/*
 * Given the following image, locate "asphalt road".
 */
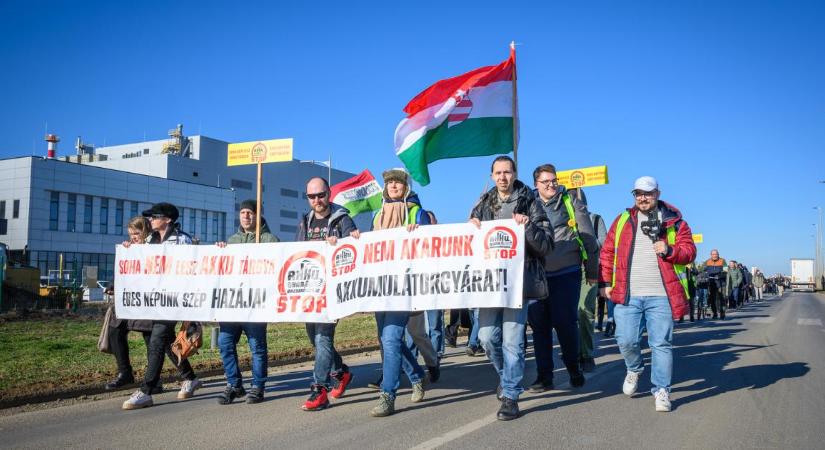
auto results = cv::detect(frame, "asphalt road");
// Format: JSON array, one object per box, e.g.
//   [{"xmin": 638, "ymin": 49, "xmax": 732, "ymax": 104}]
[{"xmin": 1, "ymin": 292, "xmax": 823, "ymax": 449}]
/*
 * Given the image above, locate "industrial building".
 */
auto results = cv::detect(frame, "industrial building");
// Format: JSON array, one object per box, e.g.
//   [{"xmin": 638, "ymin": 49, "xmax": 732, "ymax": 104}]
[{"xmin": 0, "ymin": 125, "xmax": 367, "ymax": 283}]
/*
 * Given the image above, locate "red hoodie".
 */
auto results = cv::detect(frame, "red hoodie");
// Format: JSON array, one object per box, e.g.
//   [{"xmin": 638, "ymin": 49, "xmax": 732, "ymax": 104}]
[{"xmin": 598, "ymin": 200, "xmax": 696, "ymax": 319}]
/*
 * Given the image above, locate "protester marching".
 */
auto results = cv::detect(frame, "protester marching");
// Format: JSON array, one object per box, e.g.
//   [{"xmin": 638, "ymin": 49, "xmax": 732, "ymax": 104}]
[{"xmin": 100, "ymin": 44, "xmax": 784, "ymax": 423}]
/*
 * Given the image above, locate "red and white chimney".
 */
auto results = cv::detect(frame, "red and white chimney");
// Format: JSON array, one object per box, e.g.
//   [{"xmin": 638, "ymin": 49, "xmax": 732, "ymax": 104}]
[{"xmin": 45, "ymin": 134, "xmax": 59, "ymax": 159}]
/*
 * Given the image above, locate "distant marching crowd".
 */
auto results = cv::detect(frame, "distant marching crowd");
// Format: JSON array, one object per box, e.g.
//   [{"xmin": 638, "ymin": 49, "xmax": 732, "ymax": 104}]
[{"xmin": 103, "ymin": 155, "xmax": 778, "ymax": 420}]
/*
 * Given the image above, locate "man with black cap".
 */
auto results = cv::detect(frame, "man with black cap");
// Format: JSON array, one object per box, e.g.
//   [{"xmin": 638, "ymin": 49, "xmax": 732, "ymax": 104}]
[
  {"xmin": 122, "ymin": 202, "xmax": 201, "ymax": 409},
  {"xmin": 297, "ymin": 177, "xmax": 359, "ymax": 411},
  {"xmin": 213, "ymin": 200, "xmax": 279, "ymax": 405}
]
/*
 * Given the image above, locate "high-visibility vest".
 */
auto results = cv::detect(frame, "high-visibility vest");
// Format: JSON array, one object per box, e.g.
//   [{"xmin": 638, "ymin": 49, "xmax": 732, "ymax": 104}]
[
  {"xmin": 561, "ymin": 193, "xmax": 588, "ymax": 262},
  {"xmin": 373, "ymin": 204, "xmax": 421, "ymax": 228},
  {"xmin": 611, "ymin": 211, "xmax": 690, "ymax": 298}
]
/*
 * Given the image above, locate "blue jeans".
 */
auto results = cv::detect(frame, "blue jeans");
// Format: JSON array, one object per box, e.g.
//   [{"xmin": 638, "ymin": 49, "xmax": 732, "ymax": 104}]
[
  {"xmin": 468, "ymin": 308, "xmax": 480, "ymax": 347},
  {"xmin": 218, "ymin": 322, "xmax": 268, "ymax": 389},
  {"xmin": 306, "ymin": 322, "xmax": 344, "ymax": 388},
  {"xmin": 477, "ymin": 303, "xmax": 528, "ymax": 401},
  {"xmin": 376, "ymin": 311, "xmax": 425, "ymax": 397},
  {"xmin": 426, "ymin": 310, "xmax": 444, "ymax": 355},
  {"xmin": 696, "ymin": 288, "xmax": 708, "ymax": 312},
  {"xmin": 614, "ymin": 296, "xmax": 673, "ymax": 394},
  {"xmin": 528, "ymin": 269, "xmax": 582, "ymax": 380}
]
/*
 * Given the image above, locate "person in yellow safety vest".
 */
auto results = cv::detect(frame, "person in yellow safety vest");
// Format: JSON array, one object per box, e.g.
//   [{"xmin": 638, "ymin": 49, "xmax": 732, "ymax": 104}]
[
  {"xmin": 369, "ymin": 168, "xmax": 433, "ymax": 418},
  {"xmin": 528, "ymin": 164, "xmax": 601, "ymax": 393},
  {"xmin": 598, "ymin": 176, "xmax": 696, "ymax": 413}
]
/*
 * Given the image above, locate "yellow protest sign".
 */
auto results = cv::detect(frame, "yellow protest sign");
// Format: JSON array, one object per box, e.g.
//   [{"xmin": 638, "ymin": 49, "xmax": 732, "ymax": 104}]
[
  {"xmin": 557, "ymin": 165, "xmax": 609, "ymax": 189},
  {"xmin": 227, "ymin": 138, "xmax": 293, "ymax": 166},
  {"xmin": 692, "ymin": 234, "xmax": 703, "ymax": 243}
]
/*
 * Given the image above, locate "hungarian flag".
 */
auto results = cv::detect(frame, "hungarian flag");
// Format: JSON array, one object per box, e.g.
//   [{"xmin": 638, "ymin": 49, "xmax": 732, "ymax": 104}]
[
  {"xmin": 394, "ymin": 45, "xmax": 518, "ymax": 186},
  {"xmin": 330, "ymin": 169, "xmax": 383, "ymax": 217}
]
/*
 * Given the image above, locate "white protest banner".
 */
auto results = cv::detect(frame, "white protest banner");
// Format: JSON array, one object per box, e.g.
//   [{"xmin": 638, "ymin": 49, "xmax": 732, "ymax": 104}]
[
  {"xmin": 326, "ymin": 219, "xmax": 524, "ymax": 320},
  {"xmin": 114, "ymin": 241, "xmax": 333, "ymax": 323}
]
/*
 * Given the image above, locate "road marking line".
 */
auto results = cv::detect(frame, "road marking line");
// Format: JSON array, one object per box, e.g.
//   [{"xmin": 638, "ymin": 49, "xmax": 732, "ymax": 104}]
[
  {"xmin": 750, "ymin": 317, "xmax": 775, "ymax": 324},
  {"xmin": 797, "ymin": 318, "xmax": 823, "ymax": 326}
]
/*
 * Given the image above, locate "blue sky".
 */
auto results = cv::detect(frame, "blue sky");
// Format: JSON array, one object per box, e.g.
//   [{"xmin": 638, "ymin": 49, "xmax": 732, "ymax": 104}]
[{"xmin": 1, "ymin": 0, "xmax": 823, "ymax": 276}]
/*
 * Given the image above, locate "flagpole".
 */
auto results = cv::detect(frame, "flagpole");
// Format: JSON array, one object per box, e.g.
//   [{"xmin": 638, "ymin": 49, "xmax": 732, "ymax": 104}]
[{"xmin": 510, "ymin": 41, "xmax": 519, "ymax": 168}]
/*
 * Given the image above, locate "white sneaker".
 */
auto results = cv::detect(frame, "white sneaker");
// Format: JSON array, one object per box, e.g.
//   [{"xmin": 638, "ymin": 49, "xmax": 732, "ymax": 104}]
[
  {"xmin": 178, "ymin": 378, "xmax": 202, "ymax": 399},
  {"xmin": 122, "ymin": 390, "xmax": 153, "ymax": 410},
  {"xmin": 622, "ymin": 371, "xmax": 641, "ymax": 396},
  {"xmin": 654, "ymin": 388, "xmax": 671, "ymax": 412}
]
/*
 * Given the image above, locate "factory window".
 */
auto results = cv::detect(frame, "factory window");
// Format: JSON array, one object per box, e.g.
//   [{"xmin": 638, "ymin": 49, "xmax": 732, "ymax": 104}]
[
  {"xmin": 200, "ymin": 211, "xmax": 207, "ymax": 241},
  {"xmin": 0, "ymin": 200, "xmax": 5, "ymax": 218},
  {"xmin": 231, "ymin": 179, "xmax": 253, "ymax": 190},
  {"xmin": 280, "ymin": 209, "xmax": 298, "ymax": 219},
  {"xmin": 280, "ymin": 224, "xmax": 297, "ymax": 233},
  {"xmin": 143, "ymin": 148, "xmax": 149, "ymax": 154},
  {"xmin": 13, "ymin": 200, "xmax": 20, "ymax": 218},
  {"xmin": 193, "ymin": 172, "xmax": 198, "ymax": 177},
  {"xmin": 212, "ymin": 213, "xmax": 218, "ymax": 242},
  {"xmin": 115, "ymin": 200, "xmax": 124, "ymax": 235},
  {"xmin": 84, "ymin": 196, "xmax": 92, "ymax": 233},
  {"xmin": 189, "ymin": 209, "xmax": 196, "ymax": 234},
  {"xmin": 234, "ymin": 202, "xmax": 240, "ymax": 212},
  {"xmin": 67, "ymin": 194, "xmax": 76, "ymax": 232},
  {"xmin": 280, "ymin": 188, "xmax": 299, "ymax": 198},
  {"xmin": 220, "ymin": 213, "xmax": 226, "ymax": 241},
  {"xmin": 100, "ymin": 198, "xmax": 109, "ymax": 234},
  {"xmin": 130, "ymin": 201, "xmax": 138, "ymax": 219},
  {"xmin": 49, "ymin": 192, "xmax": 59, "ymax": 231}
]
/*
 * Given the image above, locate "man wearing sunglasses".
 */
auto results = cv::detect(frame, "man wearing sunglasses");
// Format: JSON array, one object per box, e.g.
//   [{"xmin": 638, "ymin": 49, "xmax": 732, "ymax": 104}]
[
  {"xmin": 296, "ymin": 177, "xmax": 360, "ymax": 411},
  {"xmin": 598, "ymin": 176, "xmax": 696, "ymax": 413}
]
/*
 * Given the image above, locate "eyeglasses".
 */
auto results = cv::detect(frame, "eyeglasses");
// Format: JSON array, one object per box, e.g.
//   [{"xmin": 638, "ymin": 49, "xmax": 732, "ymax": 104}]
[
  {"xmin": 536, "ymin": 179, "xmax": 559, "ymax": 186},
  {"xmin": 306, "ymin": 192, "xmax": 327, "ymax": 200},
  {"xmin": 632, "ymin": 191, "xmax": 658, "ymax": 199}
]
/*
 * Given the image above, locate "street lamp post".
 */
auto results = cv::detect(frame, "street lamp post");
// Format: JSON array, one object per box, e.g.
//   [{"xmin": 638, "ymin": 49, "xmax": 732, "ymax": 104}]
[
  {"xmin": 815, "ymin": 206, "xmax": 823, "ymax": 290},
  {"xmin": 299, "ymin": 154, "xmax": 333, "ymax": 184}
]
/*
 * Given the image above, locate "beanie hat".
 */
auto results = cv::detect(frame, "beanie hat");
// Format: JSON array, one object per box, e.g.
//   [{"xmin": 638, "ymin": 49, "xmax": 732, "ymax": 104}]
[{"xmin": 239, "ymin": 199, "xmax": 257, "ymax": 214}]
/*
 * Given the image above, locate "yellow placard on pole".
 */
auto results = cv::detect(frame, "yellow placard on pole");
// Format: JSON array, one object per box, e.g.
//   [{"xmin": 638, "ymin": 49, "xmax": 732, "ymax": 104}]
[
  {"xmin": 227, "ymin": 138, "xmax": 293, "ymax": 166},
  {"xmin": 557, "ymin": 165, "xmax": 609, "ymax": 189},
  {"xmin": 692, "ymin": 234, "xmax": 703, "ymax": 243}
]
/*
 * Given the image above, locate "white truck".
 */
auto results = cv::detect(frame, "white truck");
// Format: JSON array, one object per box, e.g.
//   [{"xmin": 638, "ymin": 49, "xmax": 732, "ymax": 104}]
[{"xmin": 790, "ymin": 259, "xmax": 815, "ymax": 292}]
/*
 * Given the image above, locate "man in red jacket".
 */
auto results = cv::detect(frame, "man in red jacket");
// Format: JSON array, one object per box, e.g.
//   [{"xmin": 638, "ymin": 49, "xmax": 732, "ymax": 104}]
[{"xmin": 598, "ymin": 176, "xmax": 696, "ymax": 412}]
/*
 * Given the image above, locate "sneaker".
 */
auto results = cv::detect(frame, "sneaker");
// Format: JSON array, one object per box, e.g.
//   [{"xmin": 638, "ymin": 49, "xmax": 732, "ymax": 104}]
[
  {"xmin": 370, "ymin": 392, "xmax": 395, "ymax": 417},
  {"xmin": 427, "ymin": 365, "xmax": 440, "ymax": 383},
  {"xmin": 410, "ymin": 381, "xmax": 425, "ymax": 403},
  {"xmin": 654, "ymin": 388, "xmax": 671, "ymax": 412},
  {"xmin": 217, "ymin": 384, "xmax": 246, "ymax": 405},
  {"xmin": 177, "ymin": 378, "xmax": 202, "ymax": 399},
  {"xmin": 122, "ymin": 390, "xmax": 153, "ymax": 410},
  {"xmin": 367, "ymin": 375, "xmax": 382, "ymax": 390},
  {"xmin": 623, "ymin": 371, "xmax": 641, "ymax": 396},
  {"xmin": 497, "ymin": 397, "xmax": 519, "ymax": 421},
  {"xmin": 302, "ymin": 384, "xmax": 329, "ymax": 411},
  {"xmin": 106, "ymin": 372, "xmax": 135, "ymax": 390},
  {"xmin": 246, "ymin": 387, "xmax": 264, "ymax": 404},
  {"xmin": 528, "ymin": 378, "xmax": 553, "ymax": 393},
  {"xmin": 330, "ymin": 371, "xmax": 353, "ymax": 399},
  {"xmin": 580, "ymin": 357, "xmax": 596, "ymax": 373},
  {"xmin": 465, "ymin": 345, "xmax": 478, "ymax": 356}
]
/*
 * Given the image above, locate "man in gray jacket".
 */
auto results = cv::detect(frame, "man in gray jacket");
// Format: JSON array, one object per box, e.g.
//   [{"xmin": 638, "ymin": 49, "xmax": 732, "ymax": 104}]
[{"xmin": 528, "ymin": 164, "xmax": 600, "ymax": 392}]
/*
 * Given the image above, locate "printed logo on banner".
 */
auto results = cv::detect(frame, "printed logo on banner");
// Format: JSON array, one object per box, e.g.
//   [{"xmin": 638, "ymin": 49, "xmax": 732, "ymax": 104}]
[
  {"xmin": 331, "ymin": 244, "xmax": 357, "ymax": 277},
  {"xmin": 277, "ymin": 251, "xmax": 327, "ymax": 314},
  {"xmin": 483, "ymin": 226, "xmax": 518, "ymax": 259}
]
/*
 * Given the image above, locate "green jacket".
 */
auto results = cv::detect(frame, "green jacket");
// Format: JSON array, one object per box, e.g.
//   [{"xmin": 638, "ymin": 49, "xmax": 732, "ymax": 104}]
[
  {"xmin": 725, "ymin": 267, "xmax": 743, "ymax": 295},
  {"xmin": 227, "ymin": 218, "xmax": 279, "ymax": 244}
]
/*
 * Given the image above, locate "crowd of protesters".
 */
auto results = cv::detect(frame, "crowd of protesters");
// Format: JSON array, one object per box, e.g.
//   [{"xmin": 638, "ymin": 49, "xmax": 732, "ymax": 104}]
[{"xmin": 104, "ymin": 155, "xmax": 784, "ymax": 419}]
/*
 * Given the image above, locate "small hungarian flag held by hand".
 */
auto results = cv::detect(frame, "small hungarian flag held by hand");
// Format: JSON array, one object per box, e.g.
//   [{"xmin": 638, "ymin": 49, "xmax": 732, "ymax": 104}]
[
  {"xmin": 394, "ymin": 45, "xmax": 518, "ymax": 186},
  {"xmin": 330, "ymin": 169, "xmax": 383, "ymax": 217}
]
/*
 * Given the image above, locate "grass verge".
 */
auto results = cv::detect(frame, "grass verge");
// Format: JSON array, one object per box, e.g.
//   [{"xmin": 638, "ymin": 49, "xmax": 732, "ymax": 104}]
[{"xmin": 0, "ymin": 312, "xmax": 378, "ymax": 403}]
